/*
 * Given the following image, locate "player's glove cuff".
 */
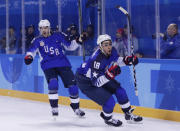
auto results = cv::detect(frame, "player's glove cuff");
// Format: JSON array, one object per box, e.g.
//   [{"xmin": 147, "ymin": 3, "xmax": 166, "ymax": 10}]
[
  {"xmin": 105, "ymin": 64, "xmax": 121, "ymax": 80},
  {"xmin": 123, "ymin": 55, "xmax": 138, "ymax": 66},
  {"xmin": 105, "ymin": 70, "xmax": 115, "ymax": 80},
  {"xmin": 76, "ymin": 32, "xmax": 88, "ymax": 44}
]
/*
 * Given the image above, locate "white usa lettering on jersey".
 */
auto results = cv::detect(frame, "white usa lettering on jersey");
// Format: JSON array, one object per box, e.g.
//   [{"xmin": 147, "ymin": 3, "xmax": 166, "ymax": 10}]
[{"xmin": 44, "ymin": 45, "xmax": 60, "ymax": 55}]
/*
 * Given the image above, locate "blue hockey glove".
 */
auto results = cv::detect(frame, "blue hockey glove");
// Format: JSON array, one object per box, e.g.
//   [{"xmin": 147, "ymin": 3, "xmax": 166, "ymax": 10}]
[{"xmin": 24, "ymin": 55, "xmax": 33, "ymax": 65}]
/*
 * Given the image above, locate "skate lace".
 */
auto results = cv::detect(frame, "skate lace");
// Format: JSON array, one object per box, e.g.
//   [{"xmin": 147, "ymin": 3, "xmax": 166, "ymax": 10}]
[
  {"xmin": 75, "ymin": 109, "xmax": 83, "ymax": 115},
  {"xmin": 109, "ymin": 118, "xmax": 119, "ymax": 124},
  {"xmin": 52, "ymin": 108, "xmax": 58, "ymax": 113},
  {"xmin": 130, "ymin": 113, "xmax": 138, "ymax": 119},
  {"xmin": 128, "ymin": 108, "xmax": 139, "ymax": 119}
]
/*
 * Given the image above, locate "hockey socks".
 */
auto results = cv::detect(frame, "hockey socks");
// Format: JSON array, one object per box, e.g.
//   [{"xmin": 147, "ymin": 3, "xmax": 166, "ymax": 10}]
[
  {"xmin": 100, "ymin": 96, "xmax": 122, "ymax": 126},
  {"xmin": 48, "ymin": 92, "xmax": 59, "ymax": 117},
  {"xmin": 48, "ymin": 79, "xmax": 59, "ymax": 117},
  {"xmin": 69, "ymin": 85, "xmax": 85, "ymax": 117}
]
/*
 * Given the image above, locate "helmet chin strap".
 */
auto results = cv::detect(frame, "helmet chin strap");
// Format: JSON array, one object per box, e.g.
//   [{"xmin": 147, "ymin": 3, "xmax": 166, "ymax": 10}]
[
  {"xmin": 48, "ymin": 29, "xmax": 51, "ymax": 36},
  {"xmin": 99, "ymin": 44, "xmax": 109, "ymax": 56}
]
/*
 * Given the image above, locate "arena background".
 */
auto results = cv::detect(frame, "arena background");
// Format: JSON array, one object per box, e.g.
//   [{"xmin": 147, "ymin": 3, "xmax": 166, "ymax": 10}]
[{"xmin": 0, "ymin": 0, "xmax": 180, "ymax": 122}]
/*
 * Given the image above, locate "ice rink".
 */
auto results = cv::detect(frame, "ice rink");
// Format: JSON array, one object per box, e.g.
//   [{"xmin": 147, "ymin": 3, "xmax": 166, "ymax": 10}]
[{"xmin": 0, "ymin": 96, "xmax": 179, "ymax": 131}]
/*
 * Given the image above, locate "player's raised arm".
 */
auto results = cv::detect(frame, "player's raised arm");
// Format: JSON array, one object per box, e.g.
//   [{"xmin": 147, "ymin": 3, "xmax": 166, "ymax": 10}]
[{"xmin": 62, "ymin": 31, "xmax": 87, "ymax": 51}]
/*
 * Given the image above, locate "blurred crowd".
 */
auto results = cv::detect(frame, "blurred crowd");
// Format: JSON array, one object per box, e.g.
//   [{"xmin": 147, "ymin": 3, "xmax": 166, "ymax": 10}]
[
  {"xmin": 0, "ymin": 23, "xmax": 143, "ymax": 58},
  {"xmin": 113, "ymin": 25, "xmax": 143, "ymax": 58},
  {"xmin": 0, "ymin": 0, "xmax": 143, "ymax": 58},
  {"xmin": 0, "ymin": 25, "xmax": 35, "ymax": 54},
  {"xmin": 0, "ymin": 0, "xmax": 180, "ymax": 59}
]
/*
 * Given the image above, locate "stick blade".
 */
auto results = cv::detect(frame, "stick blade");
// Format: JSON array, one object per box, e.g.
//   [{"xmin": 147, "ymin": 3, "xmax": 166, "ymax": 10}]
[{"xmin": 135, "ymin": 90, "xmax": 138, "ymax": 96}]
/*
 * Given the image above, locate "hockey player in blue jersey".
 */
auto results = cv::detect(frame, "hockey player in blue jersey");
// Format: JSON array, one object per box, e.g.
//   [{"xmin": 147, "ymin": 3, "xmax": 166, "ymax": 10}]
[
  {"xmin": 24, "ymin": 19, "xmax": 85, "ymax": 119},
  {"xmin": 75, "ymin": 34, "xmax": 143, "ymax": 126}
]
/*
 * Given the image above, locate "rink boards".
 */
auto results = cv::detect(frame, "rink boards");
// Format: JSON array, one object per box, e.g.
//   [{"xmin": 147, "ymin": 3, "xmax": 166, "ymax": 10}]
[{"xmin": 0, "ymin": 54, "xmax": 180, "ymax": 122}]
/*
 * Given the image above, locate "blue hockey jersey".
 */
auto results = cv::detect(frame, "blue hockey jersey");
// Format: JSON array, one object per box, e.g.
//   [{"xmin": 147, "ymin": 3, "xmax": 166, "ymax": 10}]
[
  {"xmin": 77, "ymin": 47, "xmax": 125, "ymax": 87},
  {"xmin": 26, "ymin": 32, "xmax": 79, "ymax": 70}
]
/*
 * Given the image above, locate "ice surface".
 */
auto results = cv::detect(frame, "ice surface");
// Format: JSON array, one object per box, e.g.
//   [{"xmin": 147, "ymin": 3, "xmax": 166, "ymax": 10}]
[{"xmin": 0, "ymin": 96, "xmax": 179, "ymax": 131}]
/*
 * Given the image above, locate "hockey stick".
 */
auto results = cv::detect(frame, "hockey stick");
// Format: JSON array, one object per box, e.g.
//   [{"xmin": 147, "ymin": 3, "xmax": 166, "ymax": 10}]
[
  {"xmin": 78, "ymin": 0, "xmax": 86, "ymax": 62},
  {"xmin": 116, "ymin": 5, "xmax": 138, "ymax": 96}
]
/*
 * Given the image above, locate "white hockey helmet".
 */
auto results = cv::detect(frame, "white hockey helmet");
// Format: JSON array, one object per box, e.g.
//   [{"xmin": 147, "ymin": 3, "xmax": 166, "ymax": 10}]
[
  {"xmin": 97, "ymin": 34, "xmax": 112, "ymax": 46},
  {"xmin": 38, "ymin": 19, "xmax": 50, "ymax": 29}
]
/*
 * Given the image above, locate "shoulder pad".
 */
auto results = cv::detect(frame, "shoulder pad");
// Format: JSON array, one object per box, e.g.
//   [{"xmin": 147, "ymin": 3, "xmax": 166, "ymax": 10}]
[
  {"xmin": 31, "ymin": 35, "xmax": 42, "ymax": 43},
  {"xmin": 91, "ymin": 49, "xmax": 104, "ymax": 62}
]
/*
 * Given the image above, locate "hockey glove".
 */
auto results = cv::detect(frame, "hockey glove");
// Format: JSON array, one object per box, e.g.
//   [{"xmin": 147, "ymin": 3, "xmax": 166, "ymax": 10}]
[
  {"xmin": 76, "ymin": 32, "xmax": 88, "ymax": 44},
  {"xmin": 105, "ymin": 64, "xmax": 121, "ymax": 80},
  {"xmin": 24, "ymin": 55, "xmax": 33, "ymax": 65},
  {"xmin": 67, "ymin": 34, "xmax": 75, "ymax": 41},
  {"xmin": 123, "ymin": 55, "xmax": 138, "ymax": 66},
  {"xmin": 162, "ymin": 34, "xmax": 167, "ymax": 41}
]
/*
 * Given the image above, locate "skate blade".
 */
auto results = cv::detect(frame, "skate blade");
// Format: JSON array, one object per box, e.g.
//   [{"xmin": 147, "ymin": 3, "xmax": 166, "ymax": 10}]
[
  {"xmin": 52, "ymin": 116, "xmax": 58, "ymax": 121},
  {"xmin": 127, "ymin": 120, "xmax": 143, "ymax": 124},
  {"xmin": 75, "ymin": 114, "xmax": 86, "ymax": 119},
  {"xmin": 105, "ymin": 122, "xmax": 123, "ymax": 127}
]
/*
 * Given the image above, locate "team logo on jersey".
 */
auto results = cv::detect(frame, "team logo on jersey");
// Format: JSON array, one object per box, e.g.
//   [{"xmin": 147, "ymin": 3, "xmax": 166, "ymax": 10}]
[
  {"xmin": 92, "ymin": 71, "xmax": 98, "ymax": 78},
  {"xmin": 40, "ymin": 41, "xmax": 45, "ymax": 46}
]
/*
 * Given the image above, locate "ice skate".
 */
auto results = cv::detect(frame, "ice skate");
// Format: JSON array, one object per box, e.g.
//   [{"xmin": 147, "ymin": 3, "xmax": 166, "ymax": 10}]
[
  {"xmin": 100, "ymin": 112, "xmax": 122, "ymax": 127},
  {"xmin": 70, "ymin": 103, "xmax": 85, "ymax": 117},
  {"xmin": 51, "ymin": 108, "xmax": 58, "ymax": 121},
  {"xmin": 74, "ymin": 108, "xmax": 85, "ymax": 117},
  {"xmin": 125, "ymin": 108, "xmax": 143, "ymax": 124}
]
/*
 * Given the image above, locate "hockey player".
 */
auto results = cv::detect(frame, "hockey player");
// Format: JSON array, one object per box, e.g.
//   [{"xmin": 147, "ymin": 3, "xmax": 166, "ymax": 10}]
[
  {"xmin": 24, "ymin": 19, "xmax": 85, "ymax": 119},
  {"xmin": 75, "ymin": 34, "xmax": 143, "ymax": 127}
]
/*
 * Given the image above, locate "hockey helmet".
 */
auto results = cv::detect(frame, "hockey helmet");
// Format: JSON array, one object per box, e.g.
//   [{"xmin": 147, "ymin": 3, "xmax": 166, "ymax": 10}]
[
  {"xmin": 38, "ymin": 19, "xmax": 50, "ymax": 29},
  {"xmin": 97, "ymin": 34, "xmax": 112, "ymax": 46},
  {"xmin": 38, "ymin": 19, "xmax": 51, "ymax": 36}
]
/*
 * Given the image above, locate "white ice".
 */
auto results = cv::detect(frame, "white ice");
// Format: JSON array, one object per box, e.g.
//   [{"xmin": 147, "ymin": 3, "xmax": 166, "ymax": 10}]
[{"xmin": 0, "ymin": 96, "xmax": 179, "ymax": 131}]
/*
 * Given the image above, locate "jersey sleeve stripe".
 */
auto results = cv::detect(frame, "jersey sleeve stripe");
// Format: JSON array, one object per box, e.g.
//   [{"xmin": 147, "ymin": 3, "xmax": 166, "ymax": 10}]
[{"xmin": 96, "ymin": 75, "xmax": 109, "ymax": 87}]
